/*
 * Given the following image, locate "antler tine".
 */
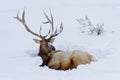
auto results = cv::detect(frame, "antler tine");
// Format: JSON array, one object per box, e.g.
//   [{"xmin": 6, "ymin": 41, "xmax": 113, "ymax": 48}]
[
  {"xmin": 42, "ymin": 11, "xmax": 64, "ymax": 40},
  {"xmin": 48, "ymin": 21, "xmax": 63, "ymax": 39},
  {"xmin": 14, "ymin": 10, "xmax": 44, "ymax": 39},
  {"xmin": 59, "ymin": 22, "xmax": 63, "ymax": 33},
  {"xmin": 50, "ymin": 10, "xmax": 54, "ymax": 32},
  {"xmin": 39, "ymin": 25, "xmax": 42, "ymax": 35},
  {"xmin": 43, "ymin": 11, "xmax": 54, "ymax": 34}
]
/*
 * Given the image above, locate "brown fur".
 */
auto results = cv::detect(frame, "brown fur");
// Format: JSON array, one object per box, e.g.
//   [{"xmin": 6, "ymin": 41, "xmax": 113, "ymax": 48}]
[
  {"xmin": 47, "ymin": 50, "xmax": 95, "ymax": 70},
  {"xmin": 38, "ymin": 40, "xmax": 56, "ymax": 67}
]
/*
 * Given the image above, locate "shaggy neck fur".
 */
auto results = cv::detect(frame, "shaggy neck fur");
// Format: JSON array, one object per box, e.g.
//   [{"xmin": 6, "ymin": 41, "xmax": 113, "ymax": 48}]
[{"xmin": 38, "ymin": 44, "xmax": 56, "ymax": 66}]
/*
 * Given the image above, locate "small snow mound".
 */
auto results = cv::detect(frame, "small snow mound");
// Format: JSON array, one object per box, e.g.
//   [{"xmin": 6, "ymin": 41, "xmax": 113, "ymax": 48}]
[{"xmin": 26, "ymin": 49, "xmax": 38, "ymax": 57}]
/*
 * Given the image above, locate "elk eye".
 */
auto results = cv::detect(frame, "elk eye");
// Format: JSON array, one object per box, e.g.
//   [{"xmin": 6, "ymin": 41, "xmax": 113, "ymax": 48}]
[{"xmin": 48, "ymin": 42, "xmax": 52, "ymax": 46}]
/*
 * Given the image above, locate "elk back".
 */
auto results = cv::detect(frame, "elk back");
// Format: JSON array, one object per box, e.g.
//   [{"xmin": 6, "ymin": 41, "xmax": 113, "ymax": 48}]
[
  {"xmin": 48, "ymin": 51, "xmax": 72, "ymax": 70},
  {"xmin": 70, "ymin": 50, "xmax": 95, "ymax": 68},
  {"xmin": 47, "ymin": 50, "xmax": 95, "ymax": 70}
]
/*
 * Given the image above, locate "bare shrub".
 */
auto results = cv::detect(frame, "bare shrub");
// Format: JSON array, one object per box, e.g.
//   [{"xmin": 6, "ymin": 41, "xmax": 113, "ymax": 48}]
[{"xmin": 77, "ymin": 16, "xmax": 104, "ymax": 35}]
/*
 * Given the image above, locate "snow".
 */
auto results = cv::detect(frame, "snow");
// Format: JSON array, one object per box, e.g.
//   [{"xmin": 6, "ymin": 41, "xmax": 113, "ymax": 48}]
[{"xmin": 0, "ymin": 0, "xmax": 120, "ymax": 80}]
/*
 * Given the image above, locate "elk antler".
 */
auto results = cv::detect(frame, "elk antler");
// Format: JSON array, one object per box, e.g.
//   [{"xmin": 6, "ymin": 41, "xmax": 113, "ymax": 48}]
[
  {"xmin": 43, "ymin": 11, "xmax": 63, "ymax": 40},
  {"xmin": 14, "ymin": 9, "xmax": 44, "ymax": 39},
  {"xmin": 14, "ymin": 9, "xmax": 63, "ymax": 40}
]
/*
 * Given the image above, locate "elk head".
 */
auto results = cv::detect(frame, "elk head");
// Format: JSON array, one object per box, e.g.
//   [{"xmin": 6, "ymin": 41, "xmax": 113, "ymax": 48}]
[{"xmin": 14, "ymin": 9, "xmax": 63, "ymax": 66}]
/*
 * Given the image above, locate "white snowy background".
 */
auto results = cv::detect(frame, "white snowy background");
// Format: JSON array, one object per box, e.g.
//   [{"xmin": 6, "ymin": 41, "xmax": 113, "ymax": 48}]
[{"xmin": 0, "ymin": 0, "xmax": 120, "ymax": 80}]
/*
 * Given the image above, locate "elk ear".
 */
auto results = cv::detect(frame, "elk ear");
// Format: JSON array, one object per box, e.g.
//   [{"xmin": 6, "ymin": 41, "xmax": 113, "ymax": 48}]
[
  {"xmin": 49, "ymin": 38, "xmax": 55, "ymax": 43},
  {"xmin": 33, "ymin": 39, "xmax": 40, "ymax": 44}
]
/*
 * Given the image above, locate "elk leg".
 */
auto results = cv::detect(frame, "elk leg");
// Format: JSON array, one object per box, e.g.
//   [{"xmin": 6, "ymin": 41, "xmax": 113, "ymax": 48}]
[
  {"xmin": 40, "ymin": 55, "xmax": 49, "ymax": 67},
  {"xmin": 40, "ymin": 59, "xmax": 46, "ymax": 67},
  {"xmin": 40, "ymin": 62, "xmax": 45, "ymax": 67}
]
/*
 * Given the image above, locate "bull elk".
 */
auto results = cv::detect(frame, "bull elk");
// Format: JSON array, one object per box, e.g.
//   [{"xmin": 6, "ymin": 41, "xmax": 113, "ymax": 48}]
[{"xmin": 14, "ymin": 9, "xmax": 95, "ymax": 70}]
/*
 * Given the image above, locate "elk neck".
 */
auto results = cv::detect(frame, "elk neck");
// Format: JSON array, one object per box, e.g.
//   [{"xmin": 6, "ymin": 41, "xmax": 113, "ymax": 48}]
[{"xmin": 39, "ymin": 44, "xmax": 50, "ymax": 56}]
